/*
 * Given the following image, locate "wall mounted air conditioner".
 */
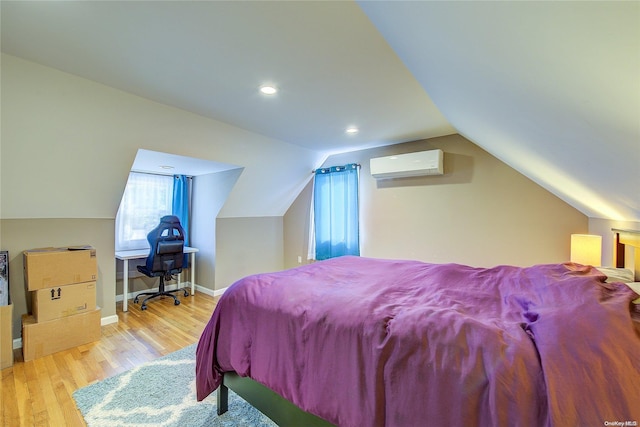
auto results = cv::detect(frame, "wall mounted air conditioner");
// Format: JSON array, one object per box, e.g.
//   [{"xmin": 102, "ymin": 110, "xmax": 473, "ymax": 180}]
[{"xmin": 370, "ymin": 149, "xmax": 444, "ymax": 179}]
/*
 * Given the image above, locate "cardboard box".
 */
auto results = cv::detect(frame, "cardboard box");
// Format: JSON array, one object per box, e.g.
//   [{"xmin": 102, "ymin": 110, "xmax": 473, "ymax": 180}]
[
  {"xmin": 22, "ymin": 308, "xmax": 101, "ymax": 361},
  {"xmin": 1, "ymin": 303, "xmax": 13, "ymax": 369},
  {"xmin": 32, "ymin": 281, "xmax": 97, "ymax": 322},
  {"xmin": 24, "ymin": 246, "xmax": 97, "ymax": 291}
]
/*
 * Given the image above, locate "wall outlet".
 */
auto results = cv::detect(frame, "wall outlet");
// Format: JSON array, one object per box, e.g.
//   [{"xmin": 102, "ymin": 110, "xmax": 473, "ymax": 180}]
[{"xmin": 297, "ymin": 256, "xmax": 302, "ymax": 264}]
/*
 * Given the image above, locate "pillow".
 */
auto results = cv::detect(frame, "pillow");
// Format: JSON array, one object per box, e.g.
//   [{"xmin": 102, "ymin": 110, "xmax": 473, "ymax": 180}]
[
  {"xmin": 625, "ymin": 282, "xmax": 640, "ymax": 304},
  {"xmin": 596, "ymin": 267, "xmax": 635, "ymax": 283}
]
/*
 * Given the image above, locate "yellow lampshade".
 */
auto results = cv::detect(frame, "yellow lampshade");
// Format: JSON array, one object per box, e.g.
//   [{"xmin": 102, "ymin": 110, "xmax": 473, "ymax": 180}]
[{"xmin": 570, "ymin": 234, "xmax": 602, "ymax": 266}]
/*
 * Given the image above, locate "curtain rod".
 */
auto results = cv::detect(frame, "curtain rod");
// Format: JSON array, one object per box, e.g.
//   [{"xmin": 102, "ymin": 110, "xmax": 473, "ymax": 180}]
[
  {"xmin": 311, "ymin": 163, "xmax": 361, "ymax": 174},
  {"xmin": 131, "ymin": 170, "xmax": 194, "ymax": 179}
]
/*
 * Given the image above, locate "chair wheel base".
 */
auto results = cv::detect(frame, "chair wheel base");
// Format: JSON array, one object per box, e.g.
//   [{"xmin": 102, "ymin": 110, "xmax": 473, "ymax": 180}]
[{"xmin": 134, "ymin": 288, "xmax": 187, "ymax": 311}]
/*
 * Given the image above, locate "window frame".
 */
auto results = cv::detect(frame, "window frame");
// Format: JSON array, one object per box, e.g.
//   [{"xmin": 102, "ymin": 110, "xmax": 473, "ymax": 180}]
[{"xmin": 115, "ymin": 172, "xmax": 174, "ymax": 251}]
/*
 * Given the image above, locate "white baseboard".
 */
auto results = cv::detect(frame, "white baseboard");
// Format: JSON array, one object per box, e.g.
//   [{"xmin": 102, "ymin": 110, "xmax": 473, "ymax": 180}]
[
  {"xmin": 101, "ymin": 315, "xmax": 118, "ymax": 326},
  {"xmin": 212, "ymin": 285, "xmax": 229, "ymax": 296},
  {"xmin": 115, "ymin": 283, "xmax": 228, "ymax": 302},
  {"xmin": 194, "ymin": 284, "xmax": 228, "ymax": 297}
]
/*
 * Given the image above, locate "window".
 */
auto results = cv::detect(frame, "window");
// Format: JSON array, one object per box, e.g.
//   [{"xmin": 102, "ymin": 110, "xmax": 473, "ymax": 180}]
[
  {"xmin": 116, "ymin": 172, "xmax": 173, "ymax": 251},
  {"xmin": 310, "ymin": 163, "xmax": 360, "ymax": 260}
]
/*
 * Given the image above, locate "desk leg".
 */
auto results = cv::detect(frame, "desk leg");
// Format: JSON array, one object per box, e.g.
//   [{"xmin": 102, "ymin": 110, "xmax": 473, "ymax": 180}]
[
  {"xmin": 122, "ymin": 259, "xmax": 129, "ymax": 312},
  {"xmin": 191, "ymin": 252, "xmax": 196, "ymax": 296}
]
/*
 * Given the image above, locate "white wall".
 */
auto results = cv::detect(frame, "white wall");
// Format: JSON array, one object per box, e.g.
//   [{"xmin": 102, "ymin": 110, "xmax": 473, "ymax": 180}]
[
  {"xmin": 191, "ymin": 169, "xmax": 243, "ymax": 291},
  {"xmin": 285, "ymin": 135, "xmax": 589, "ymax": 269},
  {"xmin": 0, "ymin": 54, "xmax": 321, "ymax": 328},
  {"xmin": 0, "ymin": 54, "xmax": 324, "ymax": 221},
  {"xmin": 216, "ymin": 217, "xmax": 284, "ymax": 290}
]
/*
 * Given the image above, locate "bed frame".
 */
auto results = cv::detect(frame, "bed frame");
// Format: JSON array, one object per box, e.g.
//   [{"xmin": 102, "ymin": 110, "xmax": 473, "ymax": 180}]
[
  {"xmin": 217, "ymin": 372, "xmax": 335, "ymax": 426},
  {"xmin": 216, "ymin": 228, "xmax": 640, "ymax": 426}
]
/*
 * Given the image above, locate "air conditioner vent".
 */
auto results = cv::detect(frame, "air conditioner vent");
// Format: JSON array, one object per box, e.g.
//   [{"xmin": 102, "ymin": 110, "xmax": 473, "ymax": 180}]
[{"xmin": 370, "ymin": 149, "xmax": 444, "ymax": 179}]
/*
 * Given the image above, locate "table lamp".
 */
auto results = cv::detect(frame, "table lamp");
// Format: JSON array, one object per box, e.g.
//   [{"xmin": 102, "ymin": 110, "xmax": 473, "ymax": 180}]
[{"xmin": 570, "ymin": 234, "xmax": 602, "ymax": 266}]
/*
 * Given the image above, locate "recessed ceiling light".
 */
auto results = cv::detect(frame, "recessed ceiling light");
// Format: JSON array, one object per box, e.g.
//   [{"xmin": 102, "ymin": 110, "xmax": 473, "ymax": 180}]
[
  {"xmin": 260, "ymin": 85, "xmax": 277, "ymax": 95},
  {"xmin": 345, "ymin": 127, "xmax": 359, "ymax": 135}
]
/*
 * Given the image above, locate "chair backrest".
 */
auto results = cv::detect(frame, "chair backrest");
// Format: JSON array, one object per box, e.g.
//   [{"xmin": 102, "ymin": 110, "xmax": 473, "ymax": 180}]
[{"xmin": 145, "ymin": 215, "xmax": 185, "ymax": 275}]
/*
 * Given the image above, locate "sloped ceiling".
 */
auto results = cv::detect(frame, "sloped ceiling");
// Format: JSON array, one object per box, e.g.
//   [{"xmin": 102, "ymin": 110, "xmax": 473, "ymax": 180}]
[
  {"xmin": 358, "ymin": 1, "xmax": 640, "ymax": 222},
  {"xmin": 1, "ymin": 1, "xmax": 638, "ymax": 221},
  {"xmin": 0, "ymin": 1, "xmax": 452, "ymax": 153}
]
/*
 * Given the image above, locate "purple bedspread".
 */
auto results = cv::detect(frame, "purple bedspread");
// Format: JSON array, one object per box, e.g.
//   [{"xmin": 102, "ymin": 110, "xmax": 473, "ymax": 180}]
[{"xmin": 196, "ymin": 256, "xmax": 640, "ymax": 426}]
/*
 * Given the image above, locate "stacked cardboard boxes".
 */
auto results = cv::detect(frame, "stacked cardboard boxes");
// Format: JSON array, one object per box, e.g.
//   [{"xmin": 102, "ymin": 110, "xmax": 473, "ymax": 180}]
[{"xmin": 22, "ymin": 247, "xmax": 101, "ymax": 361}]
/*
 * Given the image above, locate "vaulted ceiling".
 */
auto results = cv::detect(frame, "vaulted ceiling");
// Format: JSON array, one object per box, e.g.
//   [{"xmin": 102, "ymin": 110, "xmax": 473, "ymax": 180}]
[{"xmin": 2, "ymin": 1, "xmax": 638, "ymax": 221}]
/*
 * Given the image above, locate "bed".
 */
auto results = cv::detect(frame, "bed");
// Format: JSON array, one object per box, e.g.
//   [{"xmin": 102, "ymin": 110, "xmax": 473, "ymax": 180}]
[{"xmin": 196, "ymin": 235, "xmax": 640, "ymax": 426}]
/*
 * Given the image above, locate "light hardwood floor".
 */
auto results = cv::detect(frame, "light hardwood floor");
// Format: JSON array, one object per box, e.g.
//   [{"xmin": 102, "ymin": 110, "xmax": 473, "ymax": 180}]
[{"xmin": 0, "ymin": 292, "xmax": 219, "ymax": 427}]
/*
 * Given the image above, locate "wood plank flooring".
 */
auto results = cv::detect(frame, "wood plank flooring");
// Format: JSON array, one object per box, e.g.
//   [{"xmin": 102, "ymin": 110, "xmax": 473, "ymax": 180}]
[{"xmin": 0, "ymin": 292, "xmax": 219, "ymax": 427}]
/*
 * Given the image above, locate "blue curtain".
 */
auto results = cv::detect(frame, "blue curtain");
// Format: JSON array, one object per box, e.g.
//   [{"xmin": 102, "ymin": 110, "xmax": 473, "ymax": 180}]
[
  {"xmin": 172, "ymin": 175, "xmax": 190, "ymax": 265},
  {"xmin": 313, "ymin": 163, "xmax": 360, "ymax": 260}
]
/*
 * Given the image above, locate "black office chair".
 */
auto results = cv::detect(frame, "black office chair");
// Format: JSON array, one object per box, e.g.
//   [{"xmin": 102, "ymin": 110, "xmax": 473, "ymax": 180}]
[{"xmin": 135, "ymin": 215, "xmax": 189, "ymax": 310}]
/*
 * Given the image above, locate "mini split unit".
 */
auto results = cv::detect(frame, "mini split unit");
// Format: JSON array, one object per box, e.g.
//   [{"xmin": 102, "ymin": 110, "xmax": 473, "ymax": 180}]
[{"xmin": 370, "ymin": 149, "xmax": 444, "ymax": 179}]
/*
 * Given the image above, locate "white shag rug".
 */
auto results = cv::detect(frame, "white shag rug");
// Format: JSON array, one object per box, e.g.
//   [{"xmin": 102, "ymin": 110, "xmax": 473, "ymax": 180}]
[{"xmin": 73, "ymin": 344, "xmax": 276, "ymax": 427}]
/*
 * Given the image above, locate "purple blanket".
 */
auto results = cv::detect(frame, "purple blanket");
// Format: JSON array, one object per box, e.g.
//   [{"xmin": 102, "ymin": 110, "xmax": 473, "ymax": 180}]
[{"xmin": 196, "ymin": 256, "xmax": 640, "ymax": 426}]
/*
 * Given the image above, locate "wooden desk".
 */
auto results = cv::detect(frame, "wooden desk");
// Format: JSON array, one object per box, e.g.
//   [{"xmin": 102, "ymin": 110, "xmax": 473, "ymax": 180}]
[{"xmin": 115, "ymin": 247, "xmax": 199, "ymax": 312}]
